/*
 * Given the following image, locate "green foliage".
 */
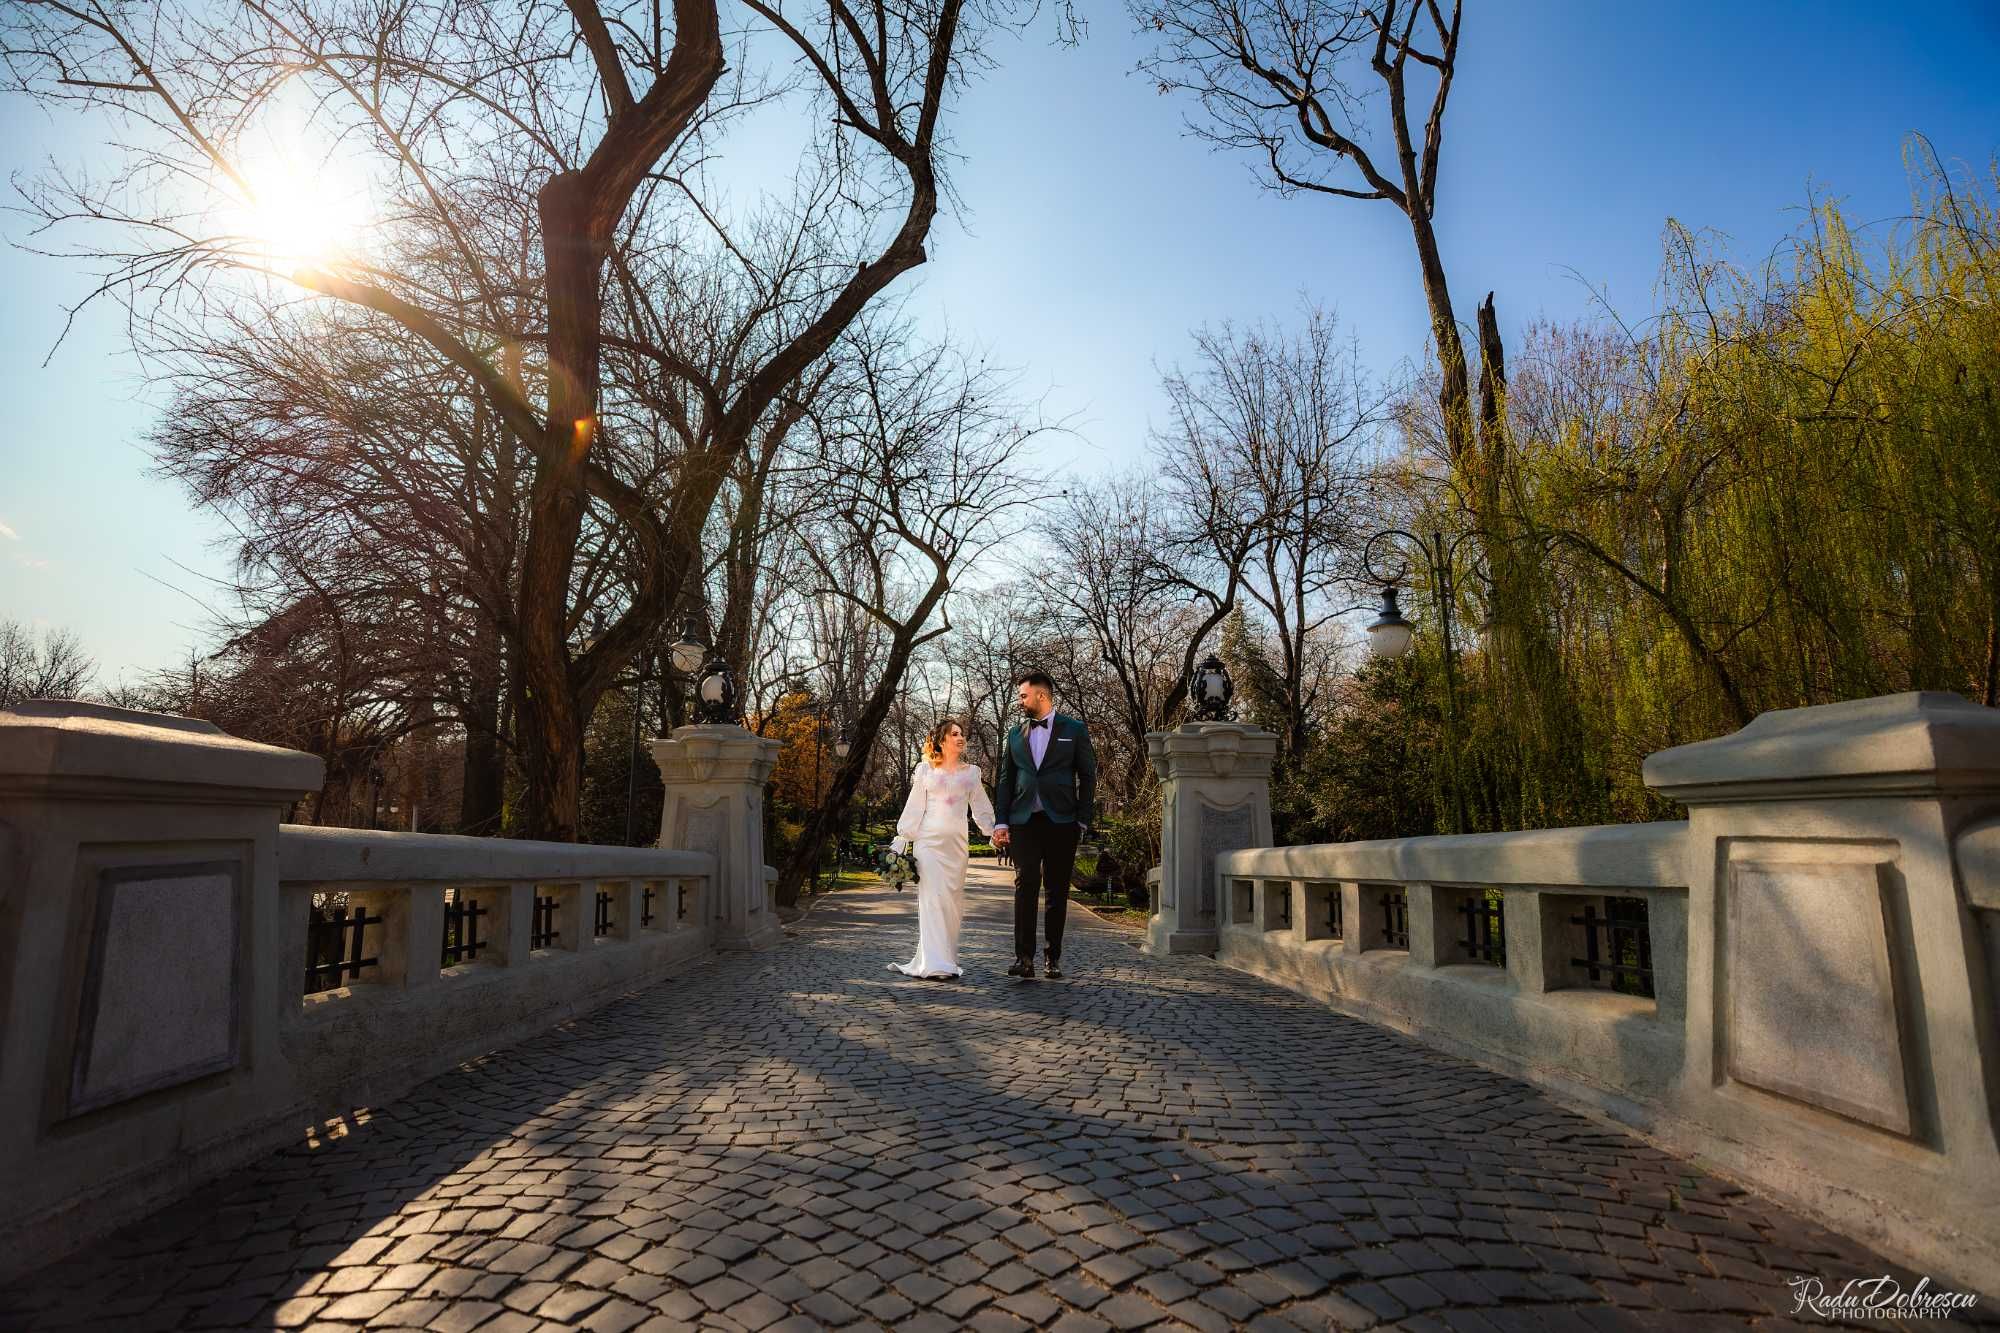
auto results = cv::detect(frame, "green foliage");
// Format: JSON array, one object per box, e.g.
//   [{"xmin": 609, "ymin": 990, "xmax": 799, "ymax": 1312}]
[
  {"xmin": 1219, "ymin": 606, "xmax": 1288, "ymax": 738},
  {"xmin": 1382, "ymin": 149, "xmax": 2000, "ymax": 834},
  {"xmin": 1092, "ymin": 807, "xmax": 1160, "ymax": 890},
  {"xmin": 578, "ymin": 687, "xmax": 662, "ymax": 846},
  {"xmin": 1287, "ymin": 656, "xmax": 1439, "ymax": 842}
]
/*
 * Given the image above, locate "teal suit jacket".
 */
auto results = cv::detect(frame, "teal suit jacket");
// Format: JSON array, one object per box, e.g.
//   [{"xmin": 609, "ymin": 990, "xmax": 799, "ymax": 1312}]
[{"xmin": 993, "ymin": 712, "xmax": 1096, "ymax": 830}]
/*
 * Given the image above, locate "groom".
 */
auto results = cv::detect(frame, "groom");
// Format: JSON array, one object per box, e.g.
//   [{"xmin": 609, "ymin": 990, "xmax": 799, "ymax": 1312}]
[{"xmin": 991, "ymin": 670, "xmax": 1096, "ymax": 979}]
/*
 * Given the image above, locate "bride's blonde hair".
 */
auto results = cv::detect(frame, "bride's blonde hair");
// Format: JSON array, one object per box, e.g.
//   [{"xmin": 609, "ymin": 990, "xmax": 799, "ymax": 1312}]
[{"xmin": 922, "ymin": 718, "xmax": 965, "ymax": 768}]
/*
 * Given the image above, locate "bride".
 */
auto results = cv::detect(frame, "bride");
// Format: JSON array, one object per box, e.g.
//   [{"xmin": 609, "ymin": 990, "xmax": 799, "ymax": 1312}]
[{"xmin": 887, "ymin": 719, "xmax": 996, "ymax": 979}]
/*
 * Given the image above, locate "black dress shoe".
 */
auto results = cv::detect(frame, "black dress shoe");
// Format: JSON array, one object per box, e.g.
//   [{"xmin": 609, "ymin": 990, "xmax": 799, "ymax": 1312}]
[
  {"xmin": 1006, "ymin": 957, "xmax": 1028, "ymax": 977},
  {"xmin": 1044, "ymin": 957, "xmax": 1063, "ymax": 979}
]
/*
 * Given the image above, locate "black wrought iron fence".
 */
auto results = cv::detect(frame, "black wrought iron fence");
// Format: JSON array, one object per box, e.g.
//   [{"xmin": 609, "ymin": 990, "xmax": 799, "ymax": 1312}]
[
  {"xmin": 1379, "ymin": 888, "xmax": 1409, "ymax": 949},
  {"xmin": 305, "ymin": 898, "xmax": 380, "ymax": 994},
  {"xmin": 1572, "ymin": 896, "xmax": 1654, "ymax": 997},
  {"xmin": 532, "ymin": 893, "xmax": 560, "ymax": 950},
  {"xmin": 594, "ymin": 889, "xmax": 614, "ymax": 937},
  {"xmin": 1457, "ymin": 888, "xmax": 1506, "ymax": 966},
  {"xmin": 441, "ymin": 891, "xmax": 487, "ymax": 966}
]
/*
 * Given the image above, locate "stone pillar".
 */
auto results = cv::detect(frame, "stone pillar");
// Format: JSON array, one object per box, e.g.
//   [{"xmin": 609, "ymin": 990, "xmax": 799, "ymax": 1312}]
[
  {"xmin": 652, "ymin": 724, "xmax": 781, "ymax": 952},
  {"xmin": 1144, "ymin": 722, "xmax": 1277, "ymax": 957},
  {"xmin": 0, "ymin": 701, "xmax": 321, "ymax": 1268},
  {"xmin": 1643, "ymin": 691, "xmax": 2000, "ymax": 1234}
]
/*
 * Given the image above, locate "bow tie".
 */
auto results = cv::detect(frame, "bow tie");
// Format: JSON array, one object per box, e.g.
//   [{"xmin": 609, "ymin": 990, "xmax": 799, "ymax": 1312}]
[{"xmin": 1027, "ymin": 716, "xmax": 1051, "ymax": 731}]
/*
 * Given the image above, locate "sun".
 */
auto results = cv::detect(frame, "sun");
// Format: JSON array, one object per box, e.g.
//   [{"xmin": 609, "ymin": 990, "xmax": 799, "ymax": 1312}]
[{"xmin": 235, "ymin": 148, "xmax": 371, "ymax": 266}]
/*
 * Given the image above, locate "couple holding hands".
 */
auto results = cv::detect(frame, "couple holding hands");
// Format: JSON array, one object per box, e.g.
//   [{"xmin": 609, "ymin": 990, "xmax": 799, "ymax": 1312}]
[{"xmin": 887, "ymin": 670, "xmax": 1096, "ymax": 981}]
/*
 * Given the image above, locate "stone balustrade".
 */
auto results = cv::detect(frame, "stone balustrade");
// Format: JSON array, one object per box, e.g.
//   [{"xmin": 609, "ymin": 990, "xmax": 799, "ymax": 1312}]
[
  {"xmin": 1179, "ymin": 692, "xmax": 2000, "ymax": 1293},
  {"xmin": 0, "ymin": 701, "xmax": 778, "ymax": 1283},
  {"xmin": 279, "ymin": 825, "xmax": 715, "ymax": 1127},
  {"xmin": 1215, "ymin": 821, "xmax": 1690, "ymax": 1100}
]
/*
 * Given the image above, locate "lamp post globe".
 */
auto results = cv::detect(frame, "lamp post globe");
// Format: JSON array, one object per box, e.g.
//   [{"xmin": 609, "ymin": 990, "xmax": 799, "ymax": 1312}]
[
  {"xmin": 834, "ymin": 728, "xmax": 852, "ymax": 759},
  {"xmin": 669, "ymin": 617, "xmax": 707, "ymax": 676},
  {"xmin": 1190, "ymin": 653, "xmax": 1234, "ymax": 722},
  {"xmin": 695, "ymin": 656, "xmax": 737, "ymax": 724},
  {"xmin": 1366, "ymin": 586, "xmax": 1416, "ymax": 661}
]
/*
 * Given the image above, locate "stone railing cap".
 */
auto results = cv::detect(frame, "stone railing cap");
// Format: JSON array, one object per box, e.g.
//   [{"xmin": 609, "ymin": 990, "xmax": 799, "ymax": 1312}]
[
  {"xmin": 279, "ymin": 824, "xmax": 715, "ymax": 883},
  {"xmin": 1642, "ymin": 691, "xmax": 2000, "ymax": 800},
  {"xmin": 0, "ymin": 699, "xmax": 324, "ymax": 799}
]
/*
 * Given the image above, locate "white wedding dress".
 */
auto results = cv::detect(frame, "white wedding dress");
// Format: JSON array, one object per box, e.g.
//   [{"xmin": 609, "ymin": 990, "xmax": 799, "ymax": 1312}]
[{"xmin": 887, "ymin": 760, "xmax": 996, "ymax": 978}]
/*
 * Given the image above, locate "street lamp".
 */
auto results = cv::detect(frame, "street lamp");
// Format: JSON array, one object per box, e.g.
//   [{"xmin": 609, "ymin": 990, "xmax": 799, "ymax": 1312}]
[
  {"xmin": 1360, "ymin": 525, "xmax": 1484, "ymax": 832},
  {"xmin": 671, "ymin": 618, "xmax": 737, "ymax": 725},
  {"xmin": 810, "ymin": 715, "xmax": 828, "ymax": 895},
  {"xmin": 1364, "ymin": 586, "xmax": 1415, "ymax": 661},
  {"xmin": 835, "ymin": 726, "xmax": 854, "ymax": 868},
  {"xmin": 694, "ymin": 653, "xmax": 737, "ymax": 724},
  {"xmin": 1190, "ymin": 654, "xmax": 1234, "ymax": 722},
  {"xmin": 669, "ymin": 617, "xmax": 707, "ymax": 677},
  {"xmin": 623, "ymin": 651, "xmax": 650, "ymax": 846}
]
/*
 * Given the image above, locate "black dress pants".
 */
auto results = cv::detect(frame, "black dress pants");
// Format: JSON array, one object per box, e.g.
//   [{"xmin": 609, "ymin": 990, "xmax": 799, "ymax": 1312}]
[{"xmin": 1011, "ymin": 812, "xmax": 1081, "ymax": 962}]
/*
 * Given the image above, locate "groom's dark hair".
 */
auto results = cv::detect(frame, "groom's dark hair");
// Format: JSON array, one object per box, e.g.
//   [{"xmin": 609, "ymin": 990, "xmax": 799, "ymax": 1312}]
[{"xmin": 1014, "ymin": 669, "xmax": 1055, "ymax": 693}]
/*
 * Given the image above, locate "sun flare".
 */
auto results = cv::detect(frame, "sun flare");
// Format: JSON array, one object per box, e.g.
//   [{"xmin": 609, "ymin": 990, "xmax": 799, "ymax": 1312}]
[{"xmin": 231, "ymin": 145, "xmax": 372, "ymax": 266}]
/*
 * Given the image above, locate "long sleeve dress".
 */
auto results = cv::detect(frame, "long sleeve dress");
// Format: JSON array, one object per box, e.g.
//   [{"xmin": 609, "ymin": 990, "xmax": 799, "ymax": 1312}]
[{"xmin": 887, "ymin": 760, "xmax": 997, "ymax": 978}]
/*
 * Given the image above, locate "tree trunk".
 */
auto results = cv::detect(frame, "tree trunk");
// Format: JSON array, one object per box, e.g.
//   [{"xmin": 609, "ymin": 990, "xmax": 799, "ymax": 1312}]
[
  {"xmin": 460, "ymin": 646, "xmax": 506, "ymax": 834},
  {"xmin": 514, "ymin": 172, "xmax": 606, "ymax": 841}
]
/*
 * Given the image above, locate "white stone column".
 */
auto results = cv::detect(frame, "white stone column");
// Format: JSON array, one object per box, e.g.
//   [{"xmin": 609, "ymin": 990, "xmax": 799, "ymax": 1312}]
[
  {"xmin": 1643, "ymin": 690, "xmax": 2000, "ymax": 1280},
  {"xmin": 1143, "ymin": 722, "xmax": 1277, "ymax": 957},
  {"xmin": 0, "ymin": 701, "xmax": 321, "ymax": 1269},
  {"xmin": 652, "ymin": 724, "xmax": 782, "ymax": 952}
]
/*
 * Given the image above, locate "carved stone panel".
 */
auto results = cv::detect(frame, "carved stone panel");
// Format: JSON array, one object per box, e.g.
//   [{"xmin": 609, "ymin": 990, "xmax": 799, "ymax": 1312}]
[
  {"xmin": 1725, "ymin": 858, "xmax": 1912, "ymax": 1135},
  {"xmin": 677, "ymin": 804, "xmax": 726, "ymax": 919},
  {"xmin": 675, "ymin": 803, "xmax": 724, "ymax": 856},
  {"xmin": 70, "ymin": 861, "xmax": 241, "ymax": 1116},
  {"xmin": 1193, "ymin": 802, "xmax": 1253, "ymax": 927}
]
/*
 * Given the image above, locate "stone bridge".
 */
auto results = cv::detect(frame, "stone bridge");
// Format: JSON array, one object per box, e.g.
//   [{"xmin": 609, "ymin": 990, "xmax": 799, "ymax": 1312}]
[
  {"xmin": 2, "ymin": 864, "xmax": 1982, "ymax": 1332},
  {"xmin": 6, "ymin": 696, "xmax": 2000, "ymax": 1331}
]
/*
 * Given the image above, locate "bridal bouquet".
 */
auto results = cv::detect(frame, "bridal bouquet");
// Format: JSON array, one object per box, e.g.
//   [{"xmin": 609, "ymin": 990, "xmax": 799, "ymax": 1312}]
[{"xmin": 871, "ymin": 842, "xmax": 919, "ymax": 891}]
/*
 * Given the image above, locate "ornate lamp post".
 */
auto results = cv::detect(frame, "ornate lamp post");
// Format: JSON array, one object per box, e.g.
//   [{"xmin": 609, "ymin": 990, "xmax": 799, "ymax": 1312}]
[
  {"xmin": 662, "ymin": 616, "xmax": 736, "ymax": 725},
  {"xmin": 694, "ymin": 658, "xmax": 737, "ymax": 724},
  {"xmin": 830, "ymin": 725, "xmax": 853, "ymax": 873},
  {"xmin": 1359, "ymin": 526, "xmax": 1484, "ymax": 831},
  {"xmin": 1190, "ymin": 654, "xmax": 1235, "ymax": 722}
]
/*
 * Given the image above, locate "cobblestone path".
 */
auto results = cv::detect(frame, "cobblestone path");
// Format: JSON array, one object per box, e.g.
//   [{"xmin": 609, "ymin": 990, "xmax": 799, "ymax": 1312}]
[{"xmin": 3, "ymin": 866, "xmax": 1990, "ymax": 1332}]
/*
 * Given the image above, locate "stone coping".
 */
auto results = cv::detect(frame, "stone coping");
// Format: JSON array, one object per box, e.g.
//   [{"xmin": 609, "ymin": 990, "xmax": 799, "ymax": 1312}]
[
  {"xmin": 1216, "ymin": 819, "xmax": 1687, "ymax": 888},
  {"xmin": 1644, "ymin": 689, "xmax": 2000, "ymax": 799},
  {"xmin": 279, "ymin": 825, "xmax": 716, "ymax": 884},
  {"xmin": 0, "ymin": 699, "xmax": 324, "ymax": 797}
]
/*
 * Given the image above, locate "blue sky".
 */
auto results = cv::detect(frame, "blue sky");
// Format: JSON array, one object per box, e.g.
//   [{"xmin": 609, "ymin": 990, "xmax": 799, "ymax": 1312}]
[{"xmin": 1, "ymin": 0, "xmax": 1995, "ymax": 685}]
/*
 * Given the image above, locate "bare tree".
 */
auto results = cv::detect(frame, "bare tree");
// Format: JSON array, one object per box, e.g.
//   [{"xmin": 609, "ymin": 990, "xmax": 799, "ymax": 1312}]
[
  {"xmin": 3, "ymin": 0, "xmax": 1065, "ymax": 840},
  {"xmin": 1038, "ymin": 473, "xmax": 1199, "ymax": 798},
  {"xmin": 771, "ymin": 317, "xmax": 1051, "ymax": 905},
  {"xmin": 0, "ymin": 621, "xmax": 95, "ymax": 706},
  {"xmin": 1161, "ymin": 309, "xmax": 1384, "ymax": 757},
  {"xmin": 1129, "ymin": 0, "xmax": 1495, "ymax": 475}
]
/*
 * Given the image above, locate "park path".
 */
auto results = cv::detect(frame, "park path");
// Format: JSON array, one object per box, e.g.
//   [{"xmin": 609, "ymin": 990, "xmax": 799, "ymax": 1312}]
[{"xmin": 1, "ymin": 865, "xmax": 1987, "ymax": 1332}]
